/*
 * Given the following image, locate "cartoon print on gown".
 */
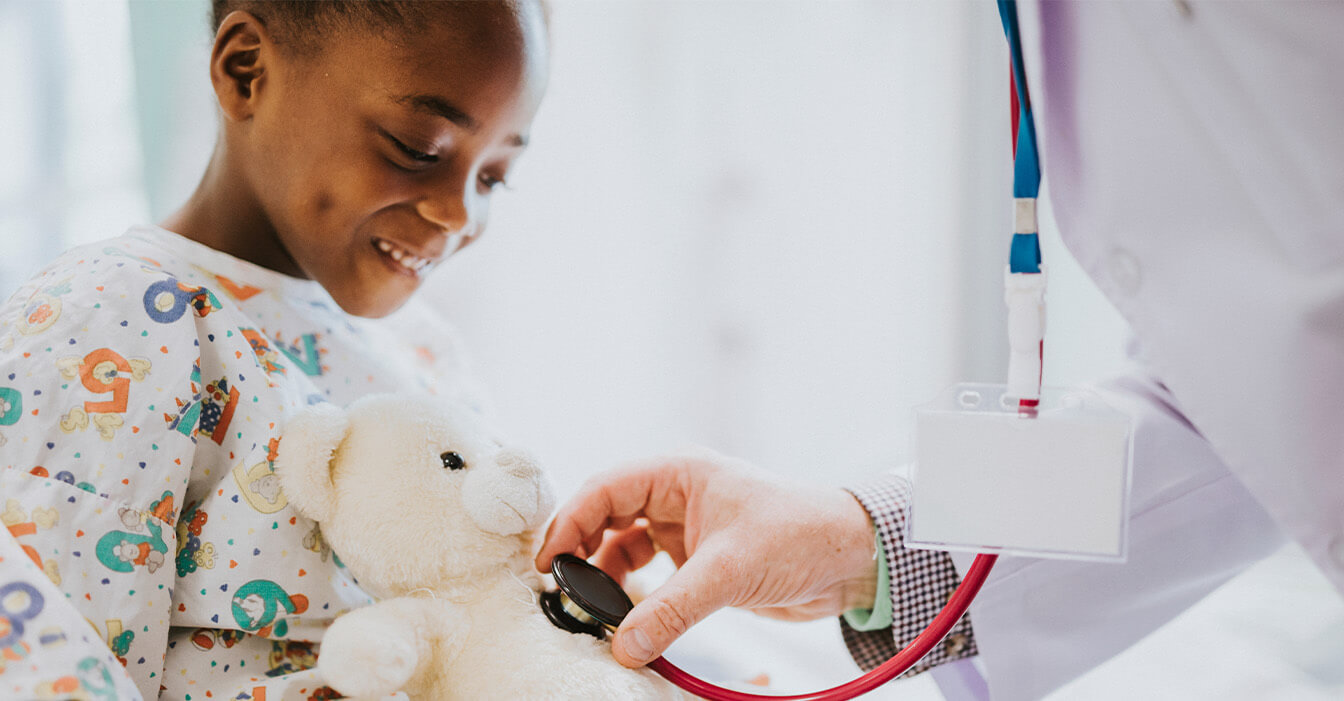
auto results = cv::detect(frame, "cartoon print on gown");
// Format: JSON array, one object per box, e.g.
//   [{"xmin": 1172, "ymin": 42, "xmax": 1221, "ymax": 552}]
[{"xmin": 0, "ymin": 226, "xmax": 485, "ymax": 700}]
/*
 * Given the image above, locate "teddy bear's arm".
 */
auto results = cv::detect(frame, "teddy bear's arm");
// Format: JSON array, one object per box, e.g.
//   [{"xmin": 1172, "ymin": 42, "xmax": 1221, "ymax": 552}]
[{"xmin": 317, "ymin": 596, "xmax": 467, "ymax": 700}]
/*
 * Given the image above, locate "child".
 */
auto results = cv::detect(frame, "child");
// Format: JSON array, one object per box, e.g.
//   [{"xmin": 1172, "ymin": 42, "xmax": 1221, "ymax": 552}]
[{"xmin": 0, "ymin": 1, "xmax": 548, "ymax": 698}]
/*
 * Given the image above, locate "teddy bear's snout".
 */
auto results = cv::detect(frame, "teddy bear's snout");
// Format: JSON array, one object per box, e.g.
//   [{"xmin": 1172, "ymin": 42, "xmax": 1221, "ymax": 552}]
[
  {"xmin": 461, "ymin": 449, "xmax": 554, "ymax": 536},
  {"xmin": 496, "ymin": 449, "xmax": 541, "ymax": 480}
]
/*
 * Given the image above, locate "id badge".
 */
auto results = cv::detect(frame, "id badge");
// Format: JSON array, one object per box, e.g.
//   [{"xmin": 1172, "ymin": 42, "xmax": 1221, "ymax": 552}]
[{"xmin": 907, "ymin": 383, "xmax": 1133, "ymax": 561}]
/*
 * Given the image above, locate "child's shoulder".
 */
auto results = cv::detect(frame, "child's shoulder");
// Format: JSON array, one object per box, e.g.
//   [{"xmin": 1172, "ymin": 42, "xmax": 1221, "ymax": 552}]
[
  {"xmin": 1, "ymin": 227, "xmax": 228, "ymax": 349},
  {"xmin": 35, "ymin": 226, "xmax": 215, "ymax": 292}
]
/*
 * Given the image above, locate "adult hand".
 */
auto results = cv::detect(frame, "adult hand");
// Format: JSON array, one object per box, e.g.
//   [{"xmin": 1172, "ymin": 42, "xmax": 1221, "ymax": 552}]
[{"xmin": 534, "ymin": 449, "xmax": 878, "ymax": 668}]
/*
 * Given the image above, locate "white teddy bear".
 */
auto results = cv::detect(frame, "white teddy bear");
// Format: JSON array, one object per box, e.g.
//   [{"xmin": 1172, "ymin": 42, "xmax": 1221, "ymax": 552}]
[{"xmin": 275, "ymin": 394, "xmax": 683, "ymax": 700}]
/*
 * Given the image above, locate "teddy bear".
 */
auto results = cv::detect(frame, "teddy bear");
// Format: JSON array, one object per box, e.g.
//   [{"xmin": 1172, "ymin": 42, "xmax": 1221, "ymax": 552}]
[{"xmin": 275, "ymin": 394, "xmax": 683, "ymax": 700}]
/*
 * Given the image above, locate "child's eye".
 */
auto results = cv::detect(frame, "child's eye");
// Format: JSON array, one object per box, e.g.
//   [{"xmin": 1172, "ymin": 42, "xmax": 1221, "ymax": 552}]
[
  {"xmin": 440, "ymin": 451, "xmax": 466, "ymax": 471},
  {"xmin": 382, "ymin": 130, "xmax": 438, "ymax": 165},
  {"xmin": 478, "ymin": 172, "xmax": 509, "ymax": 192}
]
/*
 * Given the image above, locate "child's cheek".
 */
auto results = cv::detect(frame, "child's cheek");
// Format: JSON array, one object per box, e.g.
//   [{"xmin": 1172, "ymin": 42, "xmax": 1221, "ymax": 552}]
[{"xmin": 313, "ymin": 191, "xmax": 335, "ymax": 215}]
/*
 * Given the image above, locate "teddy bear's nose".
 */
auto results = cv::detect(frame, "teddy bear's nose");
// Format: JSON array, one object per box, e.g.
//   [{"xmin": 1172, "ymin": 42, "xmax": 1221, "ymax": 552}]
[
  {"xmin": 496, "ymin": 449, "xmax": 541, "ymax": 480},
  {"xmin": 462, "ymin": 448, "xmax": 554, "ymax": 536}
]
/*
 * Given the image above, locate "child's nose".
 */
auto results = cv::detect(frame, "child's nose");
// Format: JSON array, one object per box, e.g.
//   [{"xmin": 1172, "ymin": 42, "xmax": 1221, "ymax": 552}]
[{"xmin": 414, "ymin": 176, "xmax": 478, "ymax": 237}]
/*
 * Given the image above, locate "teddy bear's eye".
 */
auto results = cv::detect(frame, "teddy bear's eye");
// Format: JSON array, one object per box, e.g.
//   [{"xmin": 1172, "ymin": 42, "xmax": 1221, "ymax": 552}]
[{"xmin": 440, "ymin": 451, "xmax": 466, "ymax": 471}]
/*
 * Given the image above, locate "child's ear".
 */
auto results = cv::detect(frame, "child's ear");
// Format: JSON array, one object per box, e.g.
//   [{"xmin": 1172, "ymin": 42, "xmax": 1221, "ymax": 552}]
[
  {"xmin": 209, "ymin": 11, "xmax": 271, "ymax": 121},
  {"xmin": 275, "ymin": 403, "xmax": 350, "ymax": 523}
]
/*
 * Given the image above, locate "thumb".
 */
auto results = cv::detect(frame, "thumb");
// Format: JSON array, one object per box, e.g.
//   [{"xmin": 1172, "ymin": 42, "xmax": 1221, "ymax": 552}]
[{"xmin": 610, "ymin": 548, "xmax": 735, "ymax": 667}]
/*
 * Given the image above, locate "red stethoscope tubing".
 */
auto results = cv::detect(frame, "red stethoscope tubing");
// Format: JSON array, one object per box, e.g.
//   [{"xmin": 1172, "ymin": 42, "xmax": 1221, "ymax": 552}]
[{"xmin": 647, "ymin": 553, "xmax": 998, "ymax": 700}]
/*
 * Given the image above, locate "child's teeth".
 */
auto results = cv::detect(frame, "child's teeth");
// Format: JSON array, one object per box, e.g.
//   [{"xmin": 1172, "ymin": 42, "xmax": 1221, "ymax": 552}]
[{"xmin": 375, "ymin": 238, "xmax": 433, "ymax": 274}]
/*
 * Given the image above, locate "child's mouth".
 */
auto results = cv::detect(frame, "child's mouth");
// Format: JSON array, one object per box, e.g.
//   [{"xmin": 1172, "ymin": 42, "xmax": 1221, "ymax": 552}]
[{"xmin": 372, "ymin": 237, "xmax": 432, "ymax": 277}]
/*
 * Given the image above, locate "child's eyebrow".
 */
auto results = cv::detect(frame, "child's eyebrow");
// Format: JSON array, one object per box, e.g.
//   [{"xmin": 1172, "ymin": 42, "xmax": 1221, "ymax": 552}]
[{"xmin": 396, "ymin": 93, "xmax": 478, "ymax": 131}]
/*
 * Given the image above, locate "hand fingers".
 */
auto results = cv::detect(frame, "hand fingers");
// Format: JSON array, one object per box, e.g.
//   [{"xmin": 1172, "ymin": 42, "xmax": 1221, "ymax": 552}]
[
  {"xmin": 536, "ymin": 480, "xmax": 624, "ymax": 571},
  {"xmin": 534, "ymin": 460, "xmax": 691, "ymax": 571},
  {"xmin": 591, "ymin": 524, "xmax": 658, "ymax": 584},
  {"xmin": 647, "ymin": 521, "xmax": 688, "ymax": 566},
  {"xmin": 609, "ymin": 543, "xmax": 737, "ymax": 668},
  {"xmin": 747, "ymin": 605, "xmax": 827, "ymax": 622}
]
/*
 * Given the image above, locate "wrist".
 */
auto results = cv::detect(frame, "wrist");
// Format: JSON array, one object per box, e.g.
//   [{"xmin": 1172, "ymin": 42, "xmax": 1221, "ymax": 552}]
[{"xmin": 837, "ymin": 490, "xmax": 880, "ymax": 611}]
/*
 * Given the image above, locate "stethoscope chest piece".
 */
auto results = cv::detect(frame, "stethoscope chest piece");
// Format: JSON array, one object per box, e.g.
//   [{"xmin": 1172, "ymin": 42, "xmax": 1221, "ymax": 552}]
[{"xmin": 541, "ymin": 554, "xmax": 634, "ymax": 639}]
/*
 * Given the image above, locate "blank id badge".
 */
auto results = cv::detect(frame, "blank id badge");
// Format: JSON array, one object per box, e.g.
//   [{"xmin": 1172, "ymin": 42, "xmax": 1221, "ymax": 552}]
[{"xmin": 907, "ymin": 384, "xmax": 1134, "ymax": 562}]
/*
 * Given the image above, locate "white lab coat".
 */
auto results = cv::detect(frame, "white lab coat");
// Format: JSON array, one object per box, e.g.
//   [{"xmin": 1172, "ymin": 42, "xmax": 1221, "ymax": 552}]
[{"xmin": 933, "ymin": 2, "xmax": 1344, "ymax": 700}]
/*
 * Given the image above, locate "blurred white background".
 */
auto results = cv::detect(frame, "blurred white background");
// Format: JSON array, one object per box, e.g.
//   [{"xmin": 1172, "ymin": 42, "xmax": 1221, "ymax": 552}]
[{"xmin": 0, "ymin": 1, "xmax": 1339, "ymax": 699}]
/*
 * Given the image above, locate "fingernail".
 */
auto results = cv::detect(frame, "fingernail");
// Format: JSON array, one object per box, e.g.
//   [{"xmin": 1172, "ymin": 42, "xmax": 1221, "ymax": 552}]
[{"xmin": 623, "ymin": 628, "xmax": 654, "ymax": 662}]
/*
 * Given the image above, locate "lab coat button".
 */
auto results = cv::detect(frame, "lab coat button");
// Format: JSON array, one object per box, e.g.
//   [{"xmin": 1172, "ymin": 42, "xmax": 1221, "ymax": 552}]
[
  {"xmin": 1107, "ymin": 249, "xmax": 1142, "ymax": 296},
  {"xmin": 1328, "ymin": 535, "xmax": 1344, "ymax": 568}
]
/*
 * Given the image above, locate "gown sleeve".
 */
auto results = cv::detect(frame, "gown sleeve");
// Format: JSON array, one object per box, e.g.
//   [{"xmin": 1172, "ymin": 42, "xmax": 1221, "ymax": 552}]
[{"xmin": 0, "ymin": 253, "xmax": 208, "ymax": 700}]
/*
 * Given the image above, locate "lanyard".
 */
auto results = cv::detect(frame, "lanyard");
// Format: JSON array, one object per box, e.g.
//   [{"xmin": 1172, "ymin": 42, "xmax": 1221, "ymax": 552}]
[
  {"xmin": 997, "ymin": 0, "xmax": 1045, "ymax": 411},
  {"xmin": 999, "ymin": 0, "xmax": 1041, "ymax": 274}
]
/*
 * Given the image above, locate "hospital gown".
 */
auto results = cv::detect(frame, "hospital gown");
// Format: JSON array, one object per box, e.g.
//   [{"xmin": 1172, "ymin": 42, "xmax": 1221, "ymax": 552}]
[{"xmin": 0, "ymin": 225, "xmax": 487, "ymax": 700}]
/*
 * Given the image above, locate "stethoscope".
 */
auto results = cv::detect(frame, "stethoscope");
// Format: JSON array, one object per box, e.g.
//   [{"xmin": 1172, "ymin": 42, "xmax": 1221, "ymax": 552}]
[
  {"xmin": 541, "ymin": 1, "xmax": 1036, "ymax": 697},
  {"xmin": 542, "ymin": 553, "xmax": 997, "ymax": 700}
]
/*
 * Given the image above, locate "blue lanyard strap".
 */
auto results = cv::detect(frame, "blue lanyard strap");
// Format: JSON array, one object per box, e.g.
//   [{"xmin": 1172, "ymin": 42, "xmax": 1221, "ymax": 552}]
[{"xmin": 998, "ymin": 0, "xmax": 1042, "ymax": 274}]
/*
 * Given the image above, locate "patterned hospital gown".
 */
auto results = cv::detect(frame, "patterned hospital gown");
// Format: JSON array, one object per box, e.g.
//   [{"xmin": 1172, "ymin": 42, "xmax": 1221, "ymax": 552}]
[{"xmin": 0, "ymin": 225, "xmax": 487, "ymax": 700}]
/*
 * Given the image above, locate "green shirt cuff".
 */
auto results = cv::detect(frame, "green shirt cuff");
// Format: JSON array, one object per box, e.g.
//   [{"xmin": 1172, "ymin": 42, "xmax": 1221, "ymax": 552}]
[{"xmin": 841, "ymin": 531, "xmax": 892, "ymax": 631}]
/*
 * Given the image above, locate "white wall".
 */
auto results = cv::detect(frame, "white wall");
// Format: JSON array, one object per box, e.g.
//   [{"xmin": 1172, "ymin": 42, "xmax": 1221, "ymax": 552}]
[
  {"xmin": 428, "ymin": 0, "xmax": 1130, "ymax": 498},
  {"xmin": 0, "ymin": 0, "xmax": 148, "ymax": 292}
]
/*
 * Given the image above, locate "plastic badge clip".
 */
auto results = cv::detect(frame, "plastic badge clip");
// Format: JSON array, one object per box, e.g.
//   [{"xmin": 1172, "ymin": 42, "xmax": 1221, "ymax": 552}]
[{"xmin": 907, "ymin": 383, "xmax": 1133, "ymax": 562}]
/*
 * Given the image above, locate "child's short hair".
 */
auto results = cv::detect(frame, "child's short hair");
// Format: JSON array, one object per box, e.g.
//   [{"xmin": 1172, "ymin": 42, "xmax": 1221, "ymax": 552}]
[
  {"xmin": 210, "ymin": 1, "xmax": 434, "ymax": 51},
  {"xmin": 211, "ymin": 1, "xmax": 550, "ymax": 55}
]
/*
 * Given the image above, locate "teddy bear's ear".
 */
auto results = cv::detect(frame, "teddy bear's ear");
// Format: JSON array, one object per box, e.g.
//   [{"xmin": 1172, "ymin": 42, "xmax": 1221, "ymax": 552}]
[{"xmin": 275, "ymin": 402, "xmax": 350, "ymax": 523}]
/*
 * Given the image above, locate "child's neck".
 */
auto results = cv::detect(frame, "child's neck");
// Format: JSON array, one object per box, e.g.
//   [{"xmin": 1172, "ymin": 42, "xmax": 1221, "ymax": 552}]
[{"xmin": 160, "ymin": 141, "xmax": 308, "ymax": 280}]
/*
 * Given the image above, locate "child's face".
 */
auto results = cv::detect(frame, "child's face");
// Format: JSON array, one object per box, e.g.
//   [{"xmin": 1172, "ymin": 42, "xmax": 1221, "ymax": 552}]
[{"xmin": 240, "ymin": 3, "xmax": 547, "ymax": 317}]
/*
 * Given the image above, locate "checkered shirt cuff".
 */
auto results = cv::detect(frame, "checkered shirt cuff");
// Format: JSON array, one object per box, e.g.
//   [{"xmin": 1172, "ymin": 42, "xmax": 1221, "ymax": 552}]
[{"xmin": 839, "ymin": 473, "xmax": 977, "ymax": 676}]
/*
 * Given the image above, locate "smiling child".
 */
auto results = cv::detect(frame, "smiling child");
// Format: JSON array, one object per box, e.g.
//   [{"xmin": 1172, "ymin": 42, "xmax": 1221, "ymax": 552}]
[{"xmin": 0, "ymin": 1, "xmax": 548, "ymax": 698}]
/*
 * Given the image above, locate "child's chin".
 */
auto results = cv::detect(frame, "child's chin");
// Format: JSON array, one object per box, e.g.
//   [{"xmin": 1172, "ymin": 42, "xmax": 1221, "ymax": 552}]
[{"xmin": 329, "ymin": 284, "xmax": 416, "ymax": 319}]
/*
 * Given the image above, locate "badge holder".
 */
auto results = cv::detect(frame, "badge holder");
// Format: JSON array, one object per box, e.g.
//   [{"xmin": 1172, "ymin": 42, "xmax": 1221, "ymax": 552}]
[{"xmin": 907, "ymin": 383, "xmax": 1133, "ymax": 561}]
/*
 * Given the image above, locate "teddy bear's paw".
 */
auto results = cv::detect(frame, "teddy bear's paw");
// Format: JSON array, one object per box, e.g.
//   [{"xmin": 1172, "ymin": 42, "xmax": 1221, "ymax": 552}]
[{"xmin": 318, "ymin": 624, "xmax": 419, "ymax": 698}]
